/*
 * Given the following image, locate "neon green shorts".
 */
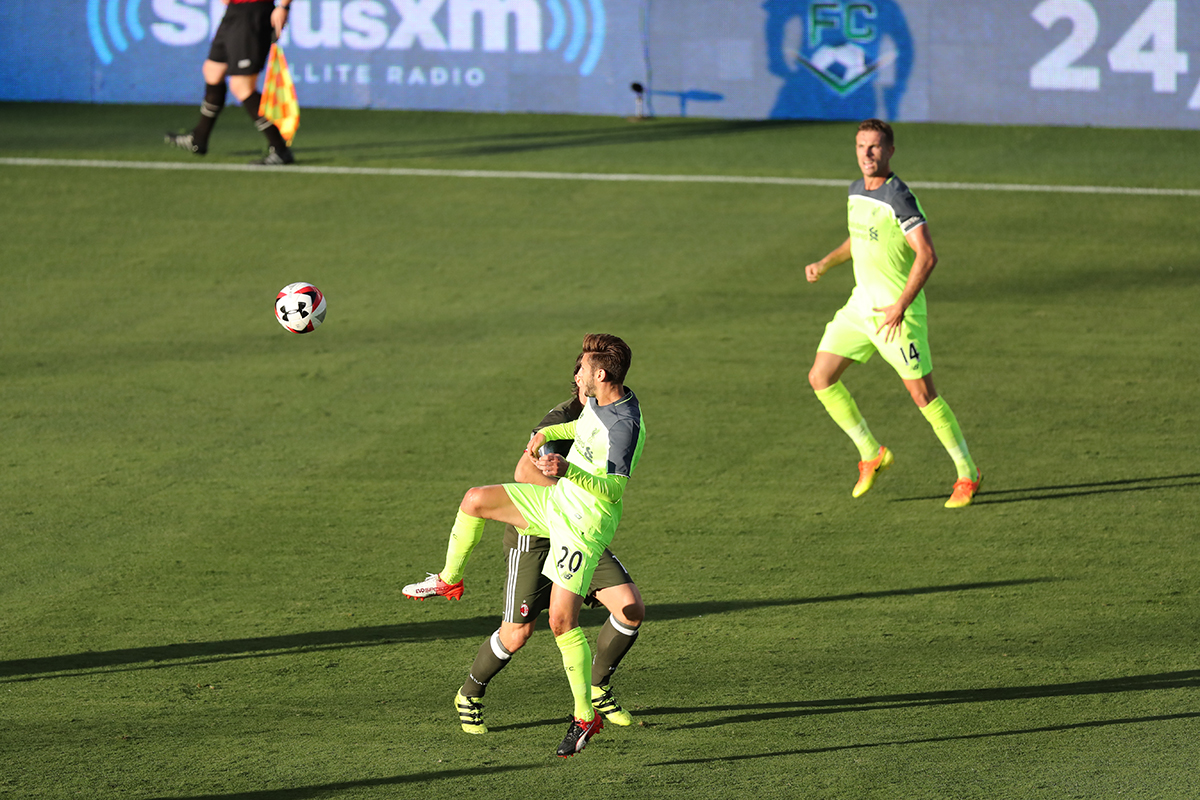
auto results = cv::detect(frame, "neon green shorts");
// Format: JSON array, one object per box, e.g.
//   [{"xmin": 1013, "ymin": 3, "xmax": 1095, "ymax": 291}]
[
  {"xmin": 817, "ymin": 302, "xmax": 933, "ymax": 381},
  {"xmin": 502, "ymin": 483, "xmax": 608, "ymax": 597}
]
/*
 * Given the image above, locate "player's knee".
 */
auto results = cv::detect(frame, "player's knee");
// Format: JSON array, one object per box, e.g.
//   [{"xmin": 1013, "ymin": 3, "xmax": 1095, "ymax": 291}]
[
  {"xmin": 499, "ymin": 623, "xmax": 534, "ymax": 653},
  {"xmin": 459, "ymin": 486, "xmax": 487, "ymax": 516},
  {"xmin": 600, "ymin": 585, "xmax": 644, "ymax": 627},
  {"xmin": 809, "ymin": 366, "xmax": 832, "ymax": 391},
  {"xmin": 615, "ymin": 601, "xmax": 644, "ymax": 628},
  {"xmin": 548, "ymin": 610, "xmax": 578, "ymax": 638}
]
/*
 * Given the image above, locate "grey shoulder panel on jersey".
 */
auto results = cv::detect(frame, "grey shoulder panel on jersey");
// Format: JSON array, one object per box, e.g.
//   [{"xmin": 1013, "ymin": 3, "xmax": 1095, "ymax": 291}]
[
  {"xmin": 592, "ymin": 390, "xmax": 643, "ymax": 477},
  {"xmin": 880, "ymin": 174, "xmax": 923, "ymax": 220},
  {"xmin": 850, "ymin": 174, "xmax": 921, "ymax": 214}
]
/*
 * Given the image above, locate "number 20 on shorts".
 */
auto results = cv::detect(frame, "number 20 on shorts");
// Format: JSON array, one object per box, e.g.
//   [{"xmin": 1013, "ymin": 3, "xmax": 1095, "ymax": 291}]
[{"xmin": 558, "ymin": 546, "xmax": 584, "ymax": 575}]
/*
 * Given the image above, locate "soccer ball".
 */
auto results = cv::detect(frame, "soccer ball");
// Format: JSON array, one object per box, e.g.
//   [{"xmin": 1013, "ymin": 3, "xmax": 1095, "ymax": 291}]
[{"xmin": 274, "ymin": 282, "xmax": 326, "ymax": 334}]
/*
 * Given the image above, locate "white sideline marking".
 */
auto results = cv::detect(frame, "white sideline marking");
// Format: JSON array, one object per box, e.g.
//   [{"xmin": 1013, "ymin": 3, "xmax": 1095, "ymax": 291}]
[{"xmin": 2, "ymin": 157, "xmax": 1199, "ymax": 197}]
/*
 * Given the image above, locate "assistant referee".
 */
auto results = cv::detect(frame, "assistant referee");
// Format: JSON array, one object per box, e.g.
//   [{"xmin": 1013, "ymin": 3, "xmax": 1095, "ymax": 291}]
[{"xmin": 165, "ymin": 0, "xmax": 295, "ymax": 165}]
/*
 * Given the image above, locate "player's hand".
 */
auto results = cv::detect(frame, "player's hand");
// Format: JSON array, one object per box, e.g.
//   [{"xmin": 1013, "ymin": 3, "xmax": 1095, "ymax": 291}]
[
  {"xmin": 535, "ymin": 454, "xmax": 569, "ymax": 478},
  {"xmin": 525, "ymin": 432, "xmax": 547, "ymax": 461},
  {"xmin": 872, "ymin": 303, "xmax": 907, "ymax": 343},
  {"xmin": 804, "ymin": 262, "xmax": 825, "ymax": 283}
]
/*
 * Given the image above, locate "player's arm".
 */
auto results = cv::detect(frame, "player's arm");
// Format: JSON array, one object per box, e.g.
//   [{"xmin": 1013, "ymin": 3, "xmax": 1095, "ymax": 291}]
[
  {"xmin": 515, "ymin": 450, "xmax": 557, "ymax": 486},
  {"xmin": 525, "ymin": 420, "xmax": 576, "ymax": 457},
  {"xmin": 563, "ymin": 466, "xmax": 628, "ymax": 504},
  {"xmin": 873, "ymin": 223, "xmax": 937, "ymax": 343},
  {"xmin": 805, "ymin": 236, "xmax": 852, "ymax": 283},
  {"xmin": 558, "ymin": 418, "xmax": 639, "ymax": 502},
  {"xmin": 518, "ymin": 402, "xmax": 580, "ymax": 485}
]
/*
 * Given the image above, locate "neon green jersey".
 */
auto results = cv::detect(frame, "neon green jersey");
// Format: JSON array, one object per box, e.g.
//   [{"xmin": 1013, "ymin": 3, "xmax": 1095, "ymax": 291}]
[
  {"xmin": 539, "ymin": 389, "xmax": 645, "ymax": 536},
  {"xmin": 846, "ymin": 173, "xmax": 928, "ymax": 317}
]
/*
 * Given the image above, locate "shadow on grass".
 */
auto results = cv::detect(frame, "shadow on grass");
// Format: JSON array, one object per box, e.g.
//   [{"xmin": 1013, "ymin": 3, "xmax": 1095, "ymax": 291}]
[
  {"xmin": 233, "ymin": 119, "xmax": 817, "ymax": 163},
  {"xmin": 643, "ymin": 668, "xmax": 1200, "ymax": 731},
  {"xmin": 143, "ymin": 762, "xmax": 541, "ymax": 800},
  {"xmin": 893, "ymin": 473, "xmax": 1200, "ymax": 505},
  {"xmin": 648, "ymin": 711, "xmax": 1200, "ymax": 766},
  {"xmin": 0, "ymin": 579, "xmax": 1051, "ymax": 681}
]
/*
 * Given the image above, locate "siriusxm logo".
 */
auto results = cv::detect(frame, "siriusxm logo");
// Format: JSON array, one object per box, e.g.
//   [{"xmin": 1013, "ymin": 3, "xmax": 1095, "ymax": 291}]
[
  {"xmin": 87, "ymin": 0, "xmax": 606, "ymax": 76},
  {"xmin": 86, "ymin": 0, "xmax": 146, "ymax": 65}
]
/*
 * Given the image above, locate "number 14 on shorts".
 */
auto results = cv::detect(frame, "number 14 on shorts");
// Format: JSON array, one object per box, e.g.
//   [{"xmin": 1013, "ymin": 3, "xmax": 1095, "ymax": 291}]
[{"xmin": 899, "ymin": 342, "xmax": 921, "ymax": 365}]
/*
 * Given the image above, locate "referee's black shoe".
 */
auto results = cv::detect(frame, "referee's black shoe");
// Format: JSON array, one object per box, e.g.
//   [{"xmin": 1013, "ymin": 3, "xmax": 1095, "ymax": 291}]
[
  {"xmin": 164, "ymin": 131, "xmax": 206, "ymax": 155},
  {"xmin": 251, "ymin": 146, "xmax": 295, "ymax": 166}
]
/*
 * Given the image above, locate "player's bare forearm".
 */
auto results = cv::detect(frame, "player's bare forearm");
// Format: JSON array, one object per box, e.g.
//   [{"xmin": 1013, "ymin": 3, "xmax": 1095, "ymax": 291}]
[
  {"xmin": 902, "ymin": 224, "xmax": 938, "ymax": 298},
  {"xmin": 515, "ymin": 451, "xmax": 557, "ymax": 486},
  {"xmin": 873, "ymin": 225, "xmax": 938, "ymax": 342},
  {"xmin": 805, "ymin": 237, "xmax": 852, "ymax": 283}
]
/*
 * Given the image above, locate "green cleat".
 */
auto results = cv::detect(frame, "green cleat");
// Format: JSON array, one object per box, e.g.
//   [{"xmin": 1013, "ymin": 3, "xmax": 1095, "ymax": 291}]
[
  {"xmin": 591, "ymin": 684, "xmax": 633, "ymax": 727},
  {"xmin": 454, "ymin": 691, "xmax": 487, "ymax": 734},
  {"xmin": 852, "ymin": 446, "xmax": 894, "ymax": 498}
]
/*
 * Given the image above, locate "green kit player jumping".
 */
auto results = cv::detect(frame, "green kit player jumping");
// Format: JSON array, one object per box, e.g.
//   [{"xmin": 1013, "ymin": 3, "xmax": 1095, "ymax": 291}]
[
  {"xmin": 452, "ymin": 355, "xmax": 643, "ymax": 738},
  {"xmin": 804, "ymin": 119, "xmax": 982, "ymax": 508},
  {"xmin": 402, "ymin": 333, "xmax": 645, "ymax": 757}
]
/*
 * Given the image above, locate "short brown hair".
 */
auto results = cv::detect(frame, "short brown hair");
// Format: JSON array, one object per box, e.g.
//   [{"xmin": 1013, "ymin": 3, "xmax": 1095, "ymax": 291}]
[
  {"xmin": 581, "ymin": 333, "xmax": 632, "ymax": 385},
  {"xmin": 857, "ymin": 118, "xmax": 894, "ymax": 148}
]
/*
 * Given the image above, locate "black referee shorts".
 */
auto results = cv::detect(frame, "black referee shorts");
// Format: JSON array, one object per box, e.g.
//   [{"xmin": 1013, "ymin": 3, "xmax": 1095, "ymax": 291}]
[{"xmin": 207, "ymin": 2, "xmax": 274, "ymax": 75}]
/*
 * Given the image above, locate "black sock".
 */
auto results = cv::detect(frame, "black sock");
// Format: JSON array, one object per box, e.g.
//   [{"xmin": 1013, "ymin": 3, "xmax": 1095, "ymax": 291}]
[
  {"xmin": 192, "ymin": 82, "xmax": 226, "ymax": 151},
  {"xmin": 242, "ymin": 91, "xmax": 288, "ymax": 151},
  {"xmin": 592, "ymin": 615, "xmax": 640, "ymax": 687},
  {"xmin": 461, "ymin": 630, "xmax": 513, "ymax": 698}
]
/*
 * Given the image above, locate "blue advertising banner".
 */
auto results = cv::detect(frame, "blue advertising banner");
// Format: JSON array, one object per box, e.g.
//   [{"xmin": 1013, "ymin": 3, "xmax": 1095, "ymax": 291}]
[{"xmin": 1, "ymin": 0, "xmax": 1198, "ymax": 127}]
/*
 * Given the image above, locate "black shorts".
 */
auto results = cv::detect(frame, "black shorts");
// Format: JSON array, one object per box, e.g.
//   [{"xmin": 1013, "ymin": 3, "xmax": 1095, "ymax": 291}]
[{"xmin": 207, "ymin": 2, "xmax": 274, "ymax": 75}]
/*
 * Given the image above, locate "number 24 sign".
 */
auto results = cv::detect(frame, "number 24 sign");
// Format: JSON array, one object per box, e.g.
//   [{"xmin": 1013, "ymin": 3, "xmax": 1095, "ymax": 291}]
[{"xmin": 1030, "ymin": 0, "xmax": 1200, "ymax": 109}]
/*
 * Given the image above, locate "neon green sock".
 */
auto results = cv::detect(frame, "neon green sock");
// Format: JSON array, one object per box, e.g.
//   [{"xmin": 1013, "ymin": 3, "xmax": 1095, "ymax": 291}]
[
  {"xmin": 555, "ymin": 627, "xmax": 594, "ymax": 721},
  {"xmin": 920, "ymin": 396, "xmax": 977, "ymax": 480},
  {"xmin": 814, "ymin": 381, "xmax": 881, "ymax": 461},
  {"xmin": 440, "ymin": 510, "xmax": 485, "ymax": 584}
]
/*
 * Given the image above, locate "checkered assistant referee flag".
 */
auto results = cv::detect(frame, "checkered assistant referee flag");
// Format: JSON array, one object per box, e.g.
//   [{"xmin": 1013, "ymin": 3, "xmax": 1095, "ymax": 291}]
[{"xmin": 259, "ymin": 44, "xmax": 299, "ymax": 146}]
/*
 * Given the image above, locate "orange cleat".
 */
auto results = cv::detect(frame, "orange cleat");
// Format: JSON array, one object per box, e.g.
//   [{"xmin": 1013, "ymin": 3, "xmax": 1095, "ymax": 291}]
[
  {"xmin": 945, "ymin": 469, "xmax": 983, "ymax": 509},
  {"xmin": 852, "ymin": 446, "xmax": 894, "ymax": 498}
]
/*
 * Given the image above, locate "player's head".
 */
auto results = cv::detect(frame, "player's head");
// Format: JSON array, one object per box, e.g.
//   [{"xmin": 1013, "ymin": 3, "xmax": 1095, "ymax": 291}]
[
  {"xmin": 856, "ymin": 119, "xmax": 895, "ymax": 180},
  {"xmin": 580, "ymin": 333, "xmax": 631, "ymax": 392},
  {"xmin": 857, "ymin": 118, "xmax": 894, "ymax": 147}
]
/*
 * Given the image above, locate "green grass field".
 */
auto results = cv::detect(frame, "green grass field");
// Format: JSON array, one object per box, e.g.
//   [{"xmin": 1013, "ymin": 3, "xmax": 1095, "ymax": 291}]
[{"xmin": 2, "ymin": 102, "xmax": 1199, "ymax": 799}]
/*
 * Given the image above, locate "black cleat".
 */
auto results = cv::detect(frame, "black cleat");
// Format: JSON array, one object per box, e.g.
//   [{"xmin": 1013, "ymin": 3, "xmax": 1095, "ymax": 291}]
[
  {"xmin": 556, "ymin": 715, "xmax": 603, "ymax": 757},
  {"xmin": 250, "ymin": 146, "xmax": 295, "ymax": 166},
  {"xmin": 164, "ymin": 131, "xmax": 205, "ymax": 155}
]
